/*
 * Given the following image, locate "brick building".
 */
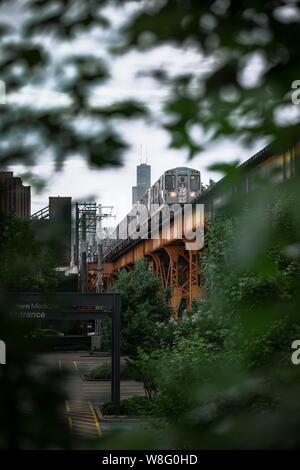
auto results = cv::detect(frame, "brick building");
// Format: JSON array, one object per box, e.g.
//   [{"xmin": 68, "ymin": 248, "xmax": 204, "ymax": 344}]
[{"xmin": 0, "ymin": 171, "xmax": 31, "ymax": 219}]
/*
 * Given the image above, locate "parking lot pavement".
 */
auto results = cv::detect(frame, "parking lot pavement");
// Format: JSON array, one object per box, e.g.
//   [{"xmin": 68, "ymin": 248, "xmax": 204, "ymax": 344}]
[{"xmin": 39, "ymin": 352, "xmax": 145, "ymax": 440}]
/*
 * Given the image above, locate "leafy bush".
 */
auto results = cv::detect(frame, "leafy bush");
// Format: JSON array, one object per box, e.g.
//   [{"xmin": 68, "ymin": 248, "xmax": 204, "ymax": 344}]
[
  {"xmin": 130, "ymin": 350, "xmax": 160, "ymax": 401},
  {"xmin": 0, "ymin": 216, "xmax": 59, "ymax": 292},
  {"xmin": 112, "ymin": 260, "xmax": 172, "ymax": 358},
  {"xmin": 89, "ymin": 363, "xmax": 135, "ymax": 380},
  {"xmin": 114, "ymin": 181, "xmax": 300, "ymax": 448},
  {"xmin": 0, "ymin": 217, "xmax": 71, "ymax": 449},
  {"xmin": 101, "ymin": 396, "xmax": 156, "ymax": 417}
]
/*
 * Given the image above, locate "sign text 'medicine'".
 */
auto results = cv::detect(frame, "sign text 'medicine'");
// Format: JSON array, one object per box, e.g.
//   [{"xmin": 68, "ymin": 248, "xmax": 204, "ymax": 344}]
[{"xmin": 16, "ymin": 302, "xmax": 59, "ymax": 319}]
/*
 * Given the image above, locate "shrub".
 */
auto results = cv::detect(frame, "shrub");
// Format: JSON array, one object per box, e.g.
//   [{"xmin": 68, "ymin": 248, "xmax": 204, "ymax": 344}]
[
  {"xmin": 101, "ymin": 396, "xmax": 156, "ymax": 416},
  {"xmin": 89, "ymin": 362, "xmax": 135, "ymax": 380}
]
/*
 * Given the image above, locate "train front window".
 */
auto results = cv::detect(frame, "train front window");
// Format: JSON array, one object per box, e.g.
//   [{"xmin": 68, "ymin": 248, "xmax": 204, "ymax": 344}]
[
  {"xmin": 165, "ymin": 174, "xmax": 175, "ymax": 190},
  {"xmin": 190, "ymin": 175, "xmax": 200, "ymax": 191}
]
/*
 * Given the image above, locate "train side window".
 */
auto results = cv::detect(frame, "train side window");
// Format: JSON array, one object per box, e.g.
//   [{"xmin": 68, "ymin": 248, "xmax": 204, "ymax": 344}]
[
  {"xmin": 190, "ymin": 175, "xmax": 200, "ymax": 191},
  {"xmin": 165, "ymin": 174, "xmax": 175, "ymax": 190}
]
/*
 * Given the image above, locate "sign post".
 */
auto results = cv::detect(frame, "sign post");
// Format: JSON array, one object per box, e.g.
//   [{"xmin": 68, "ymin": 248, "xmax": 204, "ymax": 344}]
[{"xmin": 11, "ymin": 292, "xmax": 121, "ymax": 413}]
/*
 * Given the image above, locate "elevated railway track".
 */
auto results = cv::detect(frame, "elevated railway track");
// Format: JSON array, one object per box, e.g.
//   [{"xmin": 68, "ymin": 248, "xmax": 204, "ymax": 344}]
[{"xmin": 98, "ymin": 142, "xmax": 299, "ymax": 318}]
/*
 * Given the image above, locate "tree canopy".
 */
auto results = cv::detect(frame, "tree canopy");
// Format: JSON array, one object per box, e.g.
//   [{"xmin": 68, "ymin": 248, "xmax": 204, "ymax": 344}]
[
  {"xmin": 112, "ymin": 260, "xmax": 171, "ymax": 357},
  {"xmin": 0, "ymin": 0, "xmax": 299, "ymax": 176}
]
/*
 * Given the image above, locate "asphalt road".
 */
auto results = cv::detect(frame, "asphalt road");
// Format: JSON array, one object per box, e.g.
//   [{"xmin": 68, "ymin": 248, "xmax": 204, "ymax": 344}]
[{"xmin": 39, "ymin": 352, "xmax": 145, "ymax": 442}]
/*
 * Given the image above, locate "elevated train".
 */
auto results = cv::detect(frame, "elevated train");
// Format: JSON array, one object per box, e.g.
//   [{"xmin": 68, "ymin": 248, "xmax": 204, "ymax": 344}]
[
  {"xmin": 141, "ymin": 167, "xmax": 201, "ymax": 208},
  {"xmin": 99, "ymin": 141, "xmax": 300, "ymax": 319},
  {"xmin": 103, "ymin": 167, "xmax": 201, "ymax": 257},
  {"xmin": 103, "ymin": 141, "xmax": 300, "ymax": 262}
]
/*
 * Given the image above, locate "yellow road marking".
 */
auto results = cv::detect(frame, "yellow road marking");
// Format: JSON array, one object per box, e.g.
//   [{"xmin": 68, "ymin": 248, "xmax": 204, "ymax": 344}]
[
  {"xmin": 89, "ymin": 401, "xmax": 101, "ymax": 437},
  {"xmin": 73, "ymin": 360, "xmax": 78, "ymax": 370},
  {"xmin": 66, "ymin": 396, "xmax": 101, "ymax": 438}
]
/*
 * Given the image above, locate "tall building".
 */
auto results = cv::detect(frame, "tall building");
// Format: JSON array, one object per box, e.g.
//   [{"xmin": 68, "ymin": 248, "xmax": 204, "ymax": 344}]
[
  {"xmin": 0, "ymin": 171, "xmax": 31, "ymax": 219},
  {"xmin": 132, "ymin": 163, "xmax": 151, "ymax": 205}
]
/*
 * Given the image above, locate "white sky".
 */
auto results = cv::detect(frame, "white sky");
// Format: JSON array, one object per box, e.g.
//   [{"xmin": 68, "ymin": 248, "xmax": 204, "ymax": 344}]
[{"xmin": 2, "ymin": 0, "xmax": 266, "ymax": 224}]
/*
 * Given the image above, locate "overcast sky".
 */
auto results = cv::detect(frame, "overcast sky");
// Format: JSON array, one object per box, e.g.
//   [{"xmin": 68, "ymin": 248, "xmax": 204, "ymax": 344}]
[{"xmin": 2, "ymin": 0, "xmax": 265, "ymax": 224}]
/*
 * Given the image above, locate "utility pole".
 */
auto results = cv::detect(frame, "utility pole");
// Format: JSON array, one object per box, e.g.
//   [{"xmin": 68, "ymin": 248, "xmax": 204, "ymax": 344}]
[
  {"xmin": 96, "ymin": 204, "xmax": 114, "ymax": 293},
  {"xmin": 92, "ymin": 204, "xmax": 115, "ymax": 351},
  {"xmin": 80, "ymin": 211, "xmax": 88, "ymax": 294},
  {"xmin": 75, "ymin": 202, "xmax": 97, "ymax": 283}
]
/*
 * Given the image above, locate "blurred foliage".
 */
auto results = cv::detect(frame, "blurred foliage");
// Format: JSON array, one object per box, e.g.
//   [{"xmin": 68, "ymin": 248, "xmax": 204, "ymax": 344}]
[
  {"xmin": 0, "ymin": 323, "xmax": 71, "ymax": 449},
  {"xmin": 0, "ymin": 216, "xmax": 72, "ymax": 449},
  {"xmin": 1, "ymin": 0, "xmax": 299, "ymax": 168},
  {"xmin": 0, "ymin": 215, "xmax": 59, "ymax": 291},
  {"xmin": 117, "ymin": 0, "xmax": 300, "ymax": 156},
  {"xmin": 0, "ymin": 0, "xmax": 148, "ymax": 170}
]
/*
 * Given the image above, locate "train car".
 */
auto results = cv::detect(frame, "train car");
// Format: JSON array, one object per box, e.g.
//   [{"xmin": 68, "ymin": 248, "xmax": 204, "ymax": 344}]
[
  {"xmin": 148, "ymin": 167, "xmax": 201, "ymax": 207},
  {"xmin": 103, "ymin": 167, "xmax": 201, "ymax": 258}
]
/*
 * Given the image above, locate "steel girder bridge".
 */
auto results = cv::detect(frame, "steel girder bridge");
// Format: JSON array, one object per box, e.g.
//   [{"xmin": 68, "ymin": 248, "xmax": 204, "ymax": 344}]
[
  {"xmin": 91, "ymin": 141, "xmax": 299, "ymax": 319},
  {"xmin": 102, "ymin": 218, "xmax": 203, "ymax": 319}
]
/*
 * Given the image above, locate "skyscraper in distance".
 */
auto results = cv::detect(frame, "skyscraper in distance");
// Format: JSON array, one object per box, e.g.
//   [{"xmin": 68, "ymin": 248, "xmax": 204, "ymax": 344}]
[{"xmin": 132, "ymin": 163, "xmax": 151, "ymax": 205}]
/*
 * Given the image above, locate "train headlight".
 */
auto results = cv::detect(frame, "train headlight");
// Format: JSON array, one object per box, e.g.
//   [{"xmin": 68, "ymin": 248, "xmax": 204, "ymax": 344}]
[
  {"xmin": 169, "ymin": 191, "xmax": 177, "ymax": 197},
  {"xmin": 190, "ymin": 192, "xmax": 196, "ymax": 198}
]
